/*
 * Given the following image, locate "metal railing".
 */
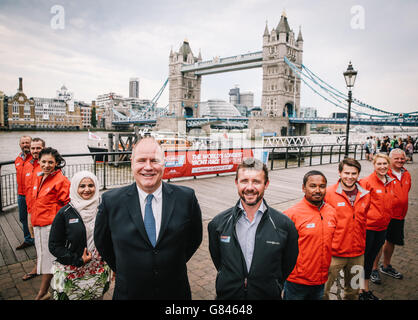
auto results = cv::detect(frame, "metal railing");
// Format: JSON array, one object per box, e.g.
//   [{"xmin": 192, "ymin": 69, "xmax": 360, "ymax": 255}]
[{"xmin": 0, "ymin": 144, "xmax": 365, "ymax": 212}]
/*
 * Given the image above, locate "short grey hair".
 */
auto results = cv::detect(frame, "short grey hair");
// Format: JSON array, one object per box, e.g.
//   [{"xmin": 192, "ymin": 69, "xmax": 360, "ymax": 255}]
[{"xmin": 389, "ymin": 148, "xmax": 406, "ymax": 158}]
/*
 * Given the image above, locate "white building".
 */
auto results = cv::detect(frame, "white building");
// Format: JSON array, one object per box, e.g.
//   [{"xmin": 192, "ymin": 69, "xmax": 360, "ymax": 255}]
[{"xmin": 199, "ymin": 99, "xmax": 242, "ymax": 117}]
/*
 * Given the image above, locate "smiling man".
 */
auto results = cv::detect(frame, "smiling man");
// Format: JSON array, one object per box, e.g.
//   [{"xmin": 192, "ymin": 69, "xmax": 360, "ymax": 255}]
[
  {"xmin": 283, "ymin": 170, "xmax": 336, "ymax": 300},
  {"xmin": 208, "ymin": 158, "xmax": 299, "ymax": 300},
  {"xmin": 376, "ymin": 149, "xmax": 411, "ymax": 282},
  {"xmin": 15, "ymin": 135, "xmax": 33, "ymax": 250},
  {"xmin": 323, "ymin": 158, "xmax": 371, "ymax": 300},
  {"xmin": 94, "ymin": 137, "xmax": 202, "ymax": 300}
]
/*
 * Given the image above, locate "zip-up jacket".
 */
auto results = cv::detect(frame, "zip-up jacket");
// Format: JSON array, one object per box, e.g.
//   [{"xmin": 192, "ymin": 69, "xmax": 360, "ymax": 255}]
[
  {"xmin": 15, "ymin": 152, "xmax": 32, "ymax": 195},
  {"xmin": 23, "ymin": 158, "xmax": 41, "ymax": 214},
  {"xmin": 208, "ymin": 199, "xmax": 299, "ymax": 300},
  {"xmin": 49, "ymin": 203, "xmax": 88, "ymax": 267},
  {"xmin": 31, "ymin": 169, "xmax": 70, "ymax": 227},
  {"xmin": 359, "ymin": 172, "xmax": 395, "ymax": 231},
  {"xmin": 388, "ymin": 168, "xmax": 411, "ymax": 220},
  {"xmin": 325, "ymin": 181, "xmax": 370, "ymax": 257},
  {"xmin": 284, "ymin": 198, "xmax": 336, "ymax": 286}
]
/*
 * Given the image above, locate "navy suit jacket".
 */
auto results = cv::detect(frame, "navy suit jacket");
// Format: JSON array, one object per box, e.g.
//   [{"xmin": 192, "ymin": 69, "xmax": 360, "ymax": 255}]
[{"xmin": 94, "ymin": 181, "xmax": 203, "ymax": 300}]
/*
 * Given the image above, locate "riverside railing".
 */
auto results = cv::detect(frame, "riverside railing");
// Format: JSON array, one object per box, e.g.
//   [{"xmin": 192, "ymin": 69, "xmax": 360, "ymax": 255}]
[{"xmin": 0, "ymin": 143, "xmax": 365, "ymax": 212}]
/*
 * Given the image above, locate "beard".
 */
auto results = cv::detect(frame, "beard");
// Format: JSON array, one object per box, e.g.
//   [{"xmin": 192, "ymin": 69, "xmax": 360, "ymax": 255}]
[
  {"xmin": 240, "ymin": 191, "xmax": 264, "ymax": 206},
  {"xmin": 341, "ymin": 179, "xmax": 356, "ymax": 189}
]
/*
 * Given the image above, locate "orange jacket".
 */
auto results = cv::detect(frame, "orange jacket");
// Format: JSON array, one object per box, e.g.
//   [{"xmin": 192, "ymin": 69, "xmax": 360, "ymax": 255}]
[
  {"xmin": 325, "ymin": 181, "xmax": 370, "ymax": 257},
  {"xmin": 284, "ymin": 198, "xmax": 336, "ymax": 285},
  {"xmin": 388, "ymin": 168, "xmax": 411, "ymax": 220},
  {"xmin": 15, "ymin": 152, "xmax": 32, "ymax": 195},
  {"xmin": 359, "ymin": 172, "xmax": 395, "ymax": 231},
  {"xmin": 23, "ymin": 159, "xmax": 41, "ymax": 214},
  {"xmin": 31, "ymin": 169, "xmax": 70, "ymax": 227}
]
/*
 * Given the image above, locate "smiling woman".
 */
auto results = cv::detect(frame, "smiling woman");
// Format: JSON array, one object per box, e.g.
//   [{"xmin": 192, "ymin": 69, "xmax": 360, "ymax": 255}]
[{"xmin": 31, "ymin": 147, "xmax": 70, "ymax": 300}]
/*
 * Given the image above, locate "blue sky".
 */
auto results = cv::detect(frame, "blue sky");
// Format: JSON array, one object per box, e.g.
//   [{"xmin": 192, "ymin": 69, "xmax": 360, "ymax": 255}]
[{"xmin": 0, "ymin": 0, "xmax": 417, "ymax": 116}]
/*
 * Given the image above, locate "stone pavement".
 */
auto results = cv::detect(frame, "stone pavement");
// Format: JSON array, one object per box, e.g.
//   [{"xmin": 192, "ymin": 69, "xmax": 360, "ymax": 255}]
[{"xmin": 1, "ymin": 161, "xmax": 417, "ymax": 300}]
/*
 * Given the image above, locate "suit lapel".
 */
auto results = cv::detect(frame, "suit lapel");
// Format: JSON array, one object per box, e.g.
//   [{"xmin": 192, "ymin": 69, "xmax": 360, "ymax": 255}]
[
  {"xmin": 157, "ymin": 182, "xmax": 175, "ymax": 245},
  {"xmin": 125, "ymin": 183, "xmax": 152, "ymax": 246}
]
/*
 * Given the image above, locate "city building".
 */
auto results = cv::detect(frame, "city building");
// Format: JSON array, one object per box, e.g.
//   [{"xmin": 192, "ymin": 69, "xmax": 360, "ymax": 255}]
[
  {"xmin": 6, "ymin": 78, "xmax": 83, "ymax": 129},
  {"xmin": 262, "ymin": 13, "xmax": 303, "ymax": 118},
  {"xmin": 129, "ymin": 77, "xmax": 139, "ymax": 98},
  {"xmin": 96, "ymin": 92, "xmax": 124, "ymax": 108},
  {"xmin": 0, "ymin": 90, "xmax": 6, "ymax": 128},
  {"xmin": 199, "ymin": 99, "xmax": 242, "ymax": 118},
  {"xmin": 79, "ymin": 101, "xmax": 94, "ymax": 128},
  {"xmin": 300, "ymin": 107, "xmax": 318, "ymax": 118},
  {"xmin": 32, "ymin": 97, "xmax": 81, "ymax": 129},
  {"xmin": 228, "ymin": 86, "xmax": 254, "ymax": 116},
  {"xmin": 7, "ymin": 78, "xmax": 36, "ymax": 128}
]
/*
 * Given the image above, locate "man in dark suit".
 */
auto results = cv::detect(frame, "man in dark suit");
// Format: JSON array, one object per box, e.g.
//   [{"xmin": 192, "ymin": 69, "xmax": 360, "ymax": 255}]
[{"xmin": 94, "ymin": 137, "xmax": 203, "ymax": 300}]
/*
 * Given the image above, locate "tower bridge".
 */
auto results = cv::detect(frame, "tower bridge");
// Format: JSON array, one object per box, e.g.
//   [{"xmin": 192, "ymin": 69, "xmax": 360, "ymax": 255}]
[{"xmin": 111, "ymin": 12, "xmax": 417, "ymax": 131}]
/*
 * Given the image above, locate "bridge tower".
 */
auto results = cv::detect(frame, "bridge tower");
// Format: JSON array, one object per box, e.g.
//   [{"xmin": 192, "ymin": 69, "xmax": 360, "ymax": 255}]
[
  {"xmin": 260, "ymin": 12, "xmax": 304, "ymax": 135},
  {"xmin": 168, "ymin": 40, "xmax": 202, "ymax": 118}
]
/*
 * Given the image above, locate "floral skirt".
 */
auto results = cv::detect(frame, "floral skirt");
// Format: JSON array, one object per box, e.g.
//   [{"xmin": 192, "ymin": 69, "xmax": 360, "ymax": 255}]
[{"xmin": 51, "ymin": 249, "xmax": 111, "ymax": 300}]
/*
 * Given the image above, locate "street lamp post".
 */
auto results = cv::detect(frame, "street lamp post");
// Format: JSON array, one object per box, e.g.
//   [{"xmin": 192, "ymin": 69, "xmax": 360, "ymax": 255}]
[{"xmin": 343, "ymin": 61, "xmax": 358, "ymax": 158}]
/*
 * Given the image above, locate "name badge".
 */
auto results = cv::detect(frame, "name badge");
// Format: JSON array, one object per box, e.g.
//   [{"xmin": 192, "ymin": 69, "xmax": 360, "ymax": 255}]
[
  {"xmin": 337, "ymin": 202, "xmax": 346, "ymax": 207},
  {"xmin": 306, "ymin": 223, "xmax": 315, "ymax": 229},
  {"xmin": 69, "ymin": 218, "xmax": 79, "ymax": 224},
  {"xmin": 376, "ymin": 189, "xmax": 382, "ymax": 193},
  {"xmin": 220, "ymin": 235, "xmax": 230, "ymax": 243}
]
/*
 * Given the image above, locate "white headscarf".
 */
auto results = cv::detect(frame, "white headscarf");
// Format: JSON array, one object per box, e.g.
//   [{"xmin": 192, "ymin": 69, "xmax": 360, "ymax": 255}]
[{"xmin": 69, "ymin": 171, "xmax": 100, "ymax": 252}]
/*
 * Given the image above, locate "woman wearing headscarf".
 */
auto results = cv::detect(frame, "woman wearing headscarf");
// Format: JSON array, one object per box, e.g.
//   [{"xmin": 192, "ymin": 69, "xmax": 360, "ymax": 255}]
[
  {"xmin": 49, "ymin": 170, "xmax": 110, "ymax": 300},
  {"xmin": 31, "ymin": 147, "xmax": 70, "ymax": 300}
]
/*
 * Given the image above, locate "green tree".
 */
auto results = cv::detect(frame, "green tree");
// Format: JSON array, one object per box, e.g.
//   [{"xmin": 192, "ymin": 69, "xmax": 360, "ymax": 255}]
[{"xmin": 91, "ymin": 106, "xmax": 97, "ymax": 128}]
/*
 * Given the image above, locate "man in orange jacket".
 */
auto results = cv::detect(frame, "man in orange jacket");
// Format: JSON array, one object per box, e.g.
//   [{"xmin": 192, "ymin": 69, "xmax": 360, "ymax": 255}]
[
  {"xmin": 284, "ymin": 170, "xmax": 336, "ymax": 300},
  {"xmin": 323, "ymin": 158, "xmax": 370, "ymax": 300},
  {"xmin": 375, "ymin": 148, "xmax": 411, "ymax": 281},
  {"xmin": 21, "ymin": 138, "xmax": 45, "ymax": 281},
  {"xmin": 15, "ymin": 136, "xmax": 33, "ymax": 250}
]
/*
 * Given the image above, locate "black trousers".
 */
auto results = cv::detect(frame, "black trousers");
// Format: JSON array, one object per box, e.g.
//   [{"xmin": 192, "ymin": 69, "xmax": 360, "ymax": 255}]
[{"xmin": 364, "ymin": 229, "xmax": 387, "ymax": 279}]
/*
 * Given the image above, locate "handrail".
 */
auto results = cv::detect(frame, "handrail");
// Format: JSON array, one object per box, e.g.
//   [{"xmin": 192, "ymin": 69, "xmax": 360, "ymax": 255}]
[{"xmin": 0, "ymin": 143, "xmax": 364, "ymax": 212}]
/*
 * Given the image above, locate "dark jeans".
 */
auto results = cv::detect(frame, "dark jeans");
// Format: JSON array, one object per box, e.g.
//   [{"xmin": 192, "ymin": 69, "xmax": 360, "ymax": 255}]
[
  {"xmin": 18, "ymin": 195, "xmax": 34, "ymax": 244},
  {"xmin": 283, "ymin": 281, "xmax": 324, "ymax": 300},
  {"xmin": 364, "ymin": 229, "xmax": 386, "ymax": 279}
]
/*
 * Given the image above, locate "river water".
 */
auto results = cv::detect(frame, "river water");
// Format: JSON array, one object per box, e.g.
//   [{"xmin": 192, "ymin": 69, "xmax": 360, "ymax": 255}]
[{"xmin": 0, "ymin": 130, "xmax": 108, "ymax": 163}]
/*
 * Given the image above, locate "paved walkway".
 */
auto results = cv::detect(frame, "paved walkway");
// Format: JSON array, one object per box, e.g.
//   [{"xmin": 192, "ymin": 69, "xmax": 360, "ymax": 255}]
[{"xmin": 1, "ymin": 161, "xmax": 417, "ymax": 300}]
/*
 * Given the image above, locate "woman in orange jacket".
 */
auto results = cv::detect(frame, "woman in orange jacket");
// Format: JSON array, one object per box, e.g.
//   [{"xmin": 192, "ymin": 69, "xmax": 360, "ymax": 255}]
[
  {"xmin": 358, "ymin": 153, "xmax": 395, "ymax": 300},
  {"xmin": 31, "ymin": 147, "xmax": 70, "ymax": 300},
  {"xmin": 284, "ymin": 170, "xmax": 336, "ymax": 300}
]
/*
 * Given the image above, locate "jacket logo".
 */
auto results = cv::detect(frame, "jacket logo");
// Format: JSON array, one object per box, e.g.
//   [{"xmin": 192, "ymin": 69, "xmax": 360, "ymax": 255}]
[
  {"xmin": 220, "ymin": 235, "xmax": 230, "ymax": 243},
  {"xmin": 337, "ymin": 202, "xmax": 346, "ymax": 207},
  {"xmin": 69, "ymin": 218, "xmax": 79, "ymax": 224},
  {"xmin": 306, "ymin": 223, "xmax": 315, "ymax": 229},
  {"xmin": 266, "ymin": 240, "xmax": 280, "ymax": 245}
]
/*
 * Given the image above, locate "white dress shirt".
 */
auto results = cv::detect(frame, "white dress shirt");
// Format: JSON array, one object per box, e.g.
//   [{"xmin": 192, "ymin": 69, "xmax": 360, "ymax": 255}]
[
  {"xmin": 236, "ymin": 200, "xmax": 266, "ymax": 272},
  {"xmin": 136, "ymin": 183, "xmax": 163, "ymax": 240}
]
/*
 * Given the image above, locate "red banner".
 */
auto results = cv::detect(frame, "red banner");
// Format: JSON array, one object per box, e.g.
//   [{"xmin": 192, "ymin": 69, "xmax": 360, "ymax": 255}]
[{"xmin": 163, "ymin": 148, "xmax": 254, "ymax": 180}]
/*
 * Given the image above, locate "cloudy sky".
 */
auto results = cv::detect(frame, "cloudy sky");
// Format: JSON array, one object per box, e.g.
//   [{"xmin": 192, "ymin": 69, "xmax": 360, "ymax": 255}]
[{"xmin": 0, "ymin": 0, "xmax": 417, "ymax": 117}]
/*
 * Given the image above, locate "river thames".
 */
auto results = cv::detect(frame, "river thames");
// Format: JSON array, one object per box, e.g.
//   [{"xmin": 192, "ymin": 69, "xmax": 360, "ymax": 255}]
[{"xmin": 0, "ymin": 131, "xmax": 109, "ymax": 163}]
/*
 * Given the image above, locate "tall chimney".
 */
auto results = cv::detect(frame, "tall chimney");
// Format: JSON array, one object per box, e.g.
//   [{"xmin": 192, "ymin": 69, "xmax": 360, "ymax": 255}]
[{"xmin": 18, "ymin": 77, "xmax": 23, "ymax": 92}]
